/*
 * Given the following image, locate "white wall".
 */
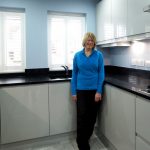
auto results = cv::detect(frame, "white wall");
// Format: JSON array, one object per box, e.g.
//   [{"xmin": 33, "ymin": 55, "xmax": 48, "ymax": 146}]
[{"xmin": 101, "ymin": 39, "xmax": 150, "ymax": 71}]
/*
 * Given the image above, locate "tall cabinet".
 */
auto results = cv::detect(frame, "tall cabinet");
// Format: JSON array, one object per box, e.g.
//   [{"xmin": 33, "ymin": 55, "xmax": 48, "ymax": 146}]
[{"xmin": 0, "ymin": 84, "xmax": 49, "ymax": 144}]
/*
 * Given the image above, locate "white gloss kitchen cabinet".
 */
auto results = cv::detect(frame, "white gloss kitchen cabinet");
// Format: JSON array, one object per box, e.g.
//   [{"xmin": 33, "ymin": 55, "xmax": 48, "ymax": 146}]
[
  {"xmin": 127, "ymin": 0, "xmax": 150, "ymax": 36},
  {"xmin": 0, "ymin": 84, "xmax": 49, "ymax": 144},
  {"xmin": 98, "ymin": 84, "xmax": 111, "ymax": 141},
  {"xmin": 96, "ymin": 0, "xmax": 112, "ymax": 43},
  {"xmin": 136, "ymin": 96, "xmax": 150, "ymax": 150},
  {"xmin": 112, "ymin": 0, "xmax": 127, "ymax": 38},
  {"xmin": 49, "ymin": 82, "xmax": 76, "ymax": 135},
  {"xmin": 96, "ymin": 0, "xmax": 150, "ymax": 43},
  {"xmin": 98, "ymin": 84, "xmax": 136, "ymax": 150},
  {"xmin": 96, "ymin": 0, "xmax": 127, "ymax": 43}
]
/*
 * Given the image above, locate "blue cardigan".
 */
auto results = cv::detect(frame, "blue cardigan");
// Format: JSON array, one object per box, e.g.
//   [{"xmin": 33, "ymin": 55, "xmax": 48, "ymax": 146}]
[{"xmin": 71, "ymin": 48, "xmax": 105, "ymax": 95}]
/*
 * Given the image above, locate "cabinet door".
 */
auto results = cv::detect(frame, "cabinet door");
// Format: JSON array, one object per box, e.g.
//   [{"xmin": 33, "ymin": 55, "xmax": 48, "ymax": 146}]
[
  {"xmin": 98, "ymin": 84, "xmax": 112, "ymax": 140},
  {"xmin": 127, "ymin": 0, "xmax": 150, "ymax": 36},
  {"xmin": 136, "ymin": 96, "xmax": 150, "ymax": 143},
  {"xmin": 112, "ymin": 0, "xmax": 127, "ymax": 38},
  {"xmin": 136, "ymin": 136, "xmax": 150, "ymax": 150},
  {"xmin": 96, "ymin": 0, "xmax": 113, "ymax": 42},
  {"xmin": 49, "ymin": 82, "xmax": 76, "ymax": 135},
  {"xmin": 0, "ymin": 84, "xmax": 49, "ymax": 144},
  {"xmin": 110, "ymin": 86, "xmax": 135, "ymax": 150}
]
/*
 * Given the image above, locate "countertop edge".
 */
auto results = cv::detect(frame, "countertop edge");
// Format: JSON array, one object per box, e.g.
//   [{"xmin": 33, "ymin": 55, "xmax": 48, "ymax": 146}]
[{"xmin": 105, "ymin": 80, "xmax": 150, "ymax": 100}]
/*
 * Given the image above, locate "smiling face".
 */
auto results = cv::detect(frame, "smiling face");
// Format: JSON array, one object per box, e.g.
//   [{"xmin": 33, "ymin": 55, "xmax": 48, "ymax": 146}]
[
  {"xmin": 85, "ymin": 37, "xmax": 95, "ymax": 50},
  {"xmin": 82, "ymin": 32, "xmax": 96, "ymax": 50}
]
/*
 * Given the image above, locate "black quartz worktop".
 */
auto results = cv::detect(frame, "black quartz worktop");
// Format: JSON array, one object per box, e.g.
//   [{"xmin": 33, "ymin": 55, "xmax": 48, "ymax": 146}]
[
  {"xmin": 0, "ymin": 68, "xmax": 71, "ymax": 86},
  {"xmin": 105, "ymin": 66, "xmax": 150, "ymax": 100},
  {"xmin": 0, "ymin": 66, "xmax": 149, "ymax": 100},
  {"xmin": 105, "ymin": 75, "xmax": 150, "ymax": 100},
  {"xmin": 0, "ymin": 76, "xmax": 71, "ymax": 87}
]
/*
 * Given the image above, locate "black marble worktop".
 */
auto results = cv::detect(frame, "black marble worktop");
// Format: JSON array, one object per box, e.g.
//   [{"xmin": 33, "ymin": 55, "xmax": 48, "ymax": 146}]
[{"xmin": 0, "ymin": 66, "xmax": 149, "ymax": 100}]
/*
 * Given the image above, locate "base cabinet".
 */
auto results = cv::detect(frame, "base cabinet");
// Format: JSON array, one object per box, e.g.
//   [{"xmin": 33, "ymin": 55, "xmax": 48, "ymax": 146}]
[
  {"xmin": 136, "ymin": 96, "xmax": 150, "ymax": 149},
  {"xmin": 98, "ymin": 84, "xmax": 111, "ymax": 140},
  {"xmin": 110, "ymin": 86, "xmax": 135, "ymax": 150},
  {"xmin": 136, "ymin": 136, "xmax": 150, "ymax": 150},
  {"xmin": 0, "ymin": 84, "xmax": 49, "ymax": 144},
  {"xmin": 99, "ymin": 84, "xmax": 136, "ymax": 150},
  {"xmin": 49, "ymin": 82, "xmax": 76, "ymax": 135}
]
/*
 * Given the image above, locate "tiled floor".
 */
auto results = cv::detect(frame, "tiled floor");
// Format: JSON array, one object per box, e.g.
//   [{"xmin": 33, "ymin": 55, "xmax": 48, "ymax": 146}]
[{"xmin": 0, "ymin": 134, "xmax": 108, "ymax": 150}]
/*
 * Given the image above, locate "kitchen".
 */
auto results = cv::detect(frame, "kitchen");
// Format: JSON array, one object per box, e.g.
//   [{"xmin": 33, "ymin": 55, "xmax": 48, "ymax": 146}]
[{"xmin": 0, "ymin": 0, "xmax": 150, "ymax": 150}]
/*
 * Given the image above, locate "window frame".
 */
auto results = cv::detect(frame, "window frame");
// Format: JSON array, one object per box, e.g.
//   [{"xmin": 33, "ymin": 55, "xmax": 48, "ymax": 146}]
[
  {"xmin": 0, "ymin": 8, "xmax": 26, "ymax": 73},
  {"xmin": 48, "ymin": 11, "xmax": 86, "ymax": 70}
]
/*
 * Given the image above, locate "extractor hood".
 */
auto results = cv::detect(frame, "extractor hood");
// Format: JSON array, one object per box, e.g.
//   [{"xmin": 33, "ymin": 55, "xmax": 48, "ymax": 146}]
[{"xmin": 143, "ymin": 5, "xmax": 150, "ymax": 12}]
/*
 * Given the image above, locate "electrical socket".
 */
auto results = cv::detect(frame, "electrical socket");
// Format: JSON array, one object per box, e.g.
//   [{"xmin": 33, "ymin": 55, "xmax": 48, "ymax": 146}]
[
  {"xmin": 131, "ymin": 58, "xmax": 137, "ymax": 66},
  {"xmin": 136, "ymin": 59, "xmax": 144, "ymax": 67},
  {"xmin": 145, "ymin": 60, "xmax": 150, "ymax": 67}
]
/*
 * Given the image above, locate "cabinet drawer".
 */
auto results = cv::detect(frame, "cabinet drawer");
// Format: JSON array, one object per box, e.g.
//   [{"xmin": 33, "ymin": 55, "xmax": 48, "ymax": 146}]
[{"xmin": 136, "ymin": 96, "xmax": 150, "ymax": 143}]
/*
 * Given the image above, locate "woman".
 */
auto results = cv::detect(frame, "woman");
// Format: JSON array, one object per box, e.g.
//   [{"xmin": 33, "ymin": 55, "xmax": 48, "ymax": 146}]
[{"xmin": 71, "ymin": 32, "xmax": 105, "ymax": 150}]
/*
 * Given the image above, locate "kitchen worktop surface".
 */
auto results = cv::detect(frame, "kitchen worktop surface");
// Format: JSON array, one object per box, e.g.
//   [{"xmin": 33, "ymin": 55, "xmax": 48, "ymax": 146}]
[
  {"xmin": 0, "ymin": 75, "xmax": 71, "ymax": 86},
  {"xmin": 0, "ymin": 66, "xmax": 149, "ymax": 100},
  {"xmin": 105, "ymin": 74, "xmax": 150, "ymax": 100}
]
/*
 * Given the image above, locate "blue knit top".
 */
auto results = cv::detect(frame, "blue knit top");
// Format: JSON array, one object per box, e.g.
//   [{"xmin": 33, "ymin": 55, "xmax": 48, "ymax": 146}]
[{"xmin": 71, "ymin": 48, "xmax": 105, "ymax": 95}]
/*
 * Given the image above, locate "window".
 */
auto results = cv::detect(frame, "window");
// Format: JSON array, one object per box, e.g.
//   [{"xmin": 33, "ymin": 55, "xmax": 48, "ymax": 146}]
[
  {"xmin": 0, "ymin": 9, "xmax": 25, "ymax": 73},
  {"xmin": 48, "ymin": 12, "xmax": 86, "ymax": 69}
]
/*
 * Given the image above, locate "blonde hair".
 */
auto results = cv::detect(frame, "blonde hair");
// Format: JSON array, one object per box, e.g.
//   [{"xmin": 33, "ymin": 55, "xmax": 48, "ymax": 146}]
[{"xmin": 82, "ymin": 32, "xmax": 96, "ymax": 48}]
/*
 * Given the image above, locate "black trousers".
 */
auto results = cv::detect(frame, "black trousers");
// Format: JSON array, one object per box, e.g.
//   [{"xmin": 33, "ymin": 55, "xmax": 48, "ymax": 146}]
[{"xmin": 76, "ymin": 90, "xmax": 99, "ymax": 150}]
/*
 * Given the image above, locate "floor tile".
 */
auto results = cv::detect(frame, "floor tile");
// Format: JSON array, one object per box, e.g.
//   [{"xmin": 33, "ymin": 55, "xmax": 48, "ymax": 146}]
[{"xmin": 0, "ymin": 134, "xmax": 108, "ymax": 150}]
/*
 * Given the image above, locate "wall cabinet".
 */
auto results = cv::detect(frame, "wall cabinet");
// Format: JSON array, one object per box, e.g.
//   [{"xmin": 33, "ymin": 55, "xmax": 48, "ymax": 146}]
[
  {"xmin": 127, "ymin": 0, "xmax": 150, "ymax": 36},
  {"xmin": 98, "ymin": 84, "xmax": 136, "ymax": 150},
  {"xmin": 0, "ymin": 84, "xmax": 49, "ymax": 144},
  {"xmin": 96, "ymin": 0, "xmax": 150, "ymax": 44},
  {"xmin": 96, "ymin": 0, "xmax": 112, "ymax": 42},
  {"xmin": 96, "ymin": 0, "xmax": 127, "ymax": 43},
  {"xmin": 112, "ymin": 0, "xmax": 127, "ymax": 38},
  {"xmin": 49, "ymin": 82, "xmax": 76, "ymax": 135}
]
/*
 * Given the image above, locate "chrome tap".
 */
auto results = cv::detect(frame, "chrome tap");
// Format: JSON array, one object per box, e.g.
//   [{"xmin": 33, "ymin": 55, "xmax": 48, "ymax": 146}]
[{"xmin": 61, "ymin": 65, "xmax": 69, "ymax": 76}]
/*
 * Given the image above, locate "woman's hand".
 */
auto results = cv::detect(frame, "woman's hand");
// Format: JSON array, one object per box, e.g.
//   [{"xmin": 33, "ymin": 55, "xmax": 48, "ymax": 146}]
[
  {"xmin": 72, "ymin": 95, "xmax": 77, "ymax": 102},
  {"xmin": 95, "ymin": 92, "xmax": 102, "ymax": 102}
]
